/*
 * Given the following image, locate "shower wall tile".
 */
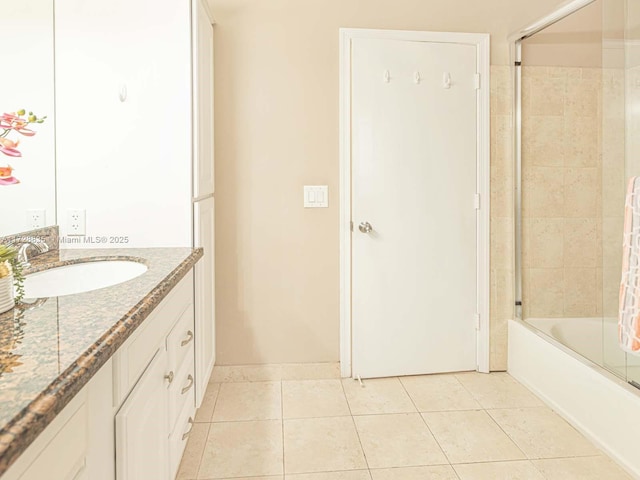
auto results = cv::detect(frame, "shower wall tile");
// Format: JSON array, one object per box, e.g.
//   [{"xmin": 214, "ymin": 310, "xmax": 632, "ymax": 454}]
[
  {"xmin": 528, "ymin": 77, "xmax": 565, "ymax": 116},
  {"xmin": 528, "ymin": 268, "xmax": 564, "ymax": 318},
  {"xmin": 489, "ymin": 65, "xmax": 513, "ymax": 371},
  {"xmin": 563, "ymin": 116, "xmax": 599, "ymax": 167},
  {"xmin": 563, "ymin": 218, "xmax": 598, "ymax": 268},
  {"xmin": 603, "ymin": 267, "xmax": 621, "ymax": 317},
  {"xmin": 563, "ymin": 167, "xmax": 600, "ymax": 218},
  {"xmin": 565, "ymin": 78, "xmax": 600, "ymax": 117},
  {"xmin": 523, "ymin": 167, "xmax": 565, "ymax": 217},
  {"xmin": 529, "ymin": 218, "xmax": 564, "ymax": 268},
  {"xmin": 522, "ymin": 116, "xmax": 564, "ymax": 167},
  {"xmin": 563, "ymin": 268, "xmax": 598, "ymax": 317}
]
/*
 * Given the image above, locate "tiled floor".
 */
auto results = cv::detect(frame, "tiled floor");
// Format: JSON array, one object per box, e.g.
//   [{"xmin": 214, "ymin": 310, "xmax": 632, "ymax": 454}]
[{"xmin": 177, "ymin": 372, "xmax": 632, "ymax": 480}]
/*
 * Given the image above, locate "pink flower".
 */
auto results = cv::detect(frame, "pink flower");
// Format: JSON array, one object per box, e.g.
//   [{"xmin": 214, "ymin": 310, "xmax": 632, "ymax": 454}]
[
  {"xmin": 0, "ymin": 113, "xmax": 35, "ymax": 136},
  {"xmin": 0, "ymin": 137, "xmax": 21, "ymax": 157}
]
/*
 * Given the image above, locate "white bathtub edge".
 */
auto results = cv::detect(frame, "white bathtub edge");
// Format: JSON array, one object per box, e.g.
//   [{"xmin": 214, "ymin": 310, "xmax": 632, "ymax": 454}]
[{"xmin": 508, "ymin": 319, "xmax": 640, "ymax": 480}]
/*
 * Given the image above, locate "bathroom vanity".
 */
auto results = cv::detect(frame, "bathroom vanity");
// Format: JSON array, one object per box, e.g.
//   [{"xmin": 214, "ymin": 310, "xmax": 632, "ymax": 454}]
[{"xmin": 0, "ymin": 235, "xmax": 203, "ymax": 479}]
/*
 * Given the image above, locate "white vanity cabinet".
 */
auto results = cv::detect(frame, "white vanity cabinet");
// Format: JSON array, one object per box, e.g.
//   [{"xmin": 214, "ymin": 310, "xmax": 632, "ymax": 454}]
[
  {"xmin": 2, "ymin": 273, "xmax": 199, "ymax": 480},
  {"xmin": 114, "ymin": 274, "xmax": 196, "ymax": 480}
]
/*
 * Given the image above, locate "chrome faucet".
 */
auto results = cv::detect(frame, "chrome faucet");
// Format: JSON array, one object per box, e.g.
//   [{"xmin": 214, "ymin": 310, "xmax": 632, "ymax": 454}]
[{"xmin": 6, "ymin": 237, "xmax": 50, "ymax": 269}]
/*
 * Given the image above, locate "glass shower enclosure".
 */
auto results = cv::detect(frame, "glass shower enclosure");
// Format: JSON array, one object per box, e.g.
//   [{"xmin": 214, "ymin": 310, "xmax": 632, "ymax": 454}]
[{"xmin": 513, "ymin": 0, "xmax": 640, "ymax": 386}]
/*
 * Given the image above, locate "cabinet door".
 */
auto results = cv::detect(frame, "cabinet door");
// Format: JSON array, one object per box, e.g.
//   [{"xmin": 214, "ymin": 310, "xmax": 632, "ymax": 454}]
[
  {"xmin": 192, "ymin": 0, "xmax": 215, "ymax": 198},
  {"xmin": 194, "ymin": 197, "xmax": 215, "ymax": 406},
  {"xmin": 115, "ymin": 348, "xmax": 170, "ymax": 480}
]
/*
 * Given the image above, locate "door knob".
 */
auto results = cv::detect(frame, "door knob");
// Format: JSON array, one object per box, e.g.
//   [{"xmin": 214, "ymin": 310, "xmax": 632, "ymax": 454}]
[{"xmin": 359, "ymin": 222, "xmax": 373, "ymax": 233}]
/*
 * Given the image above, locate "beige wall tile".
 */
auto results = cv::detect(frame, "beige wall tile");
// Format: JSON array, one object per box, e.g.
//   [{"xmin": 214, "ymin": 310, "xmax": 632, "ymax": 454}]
[
  {"xmin": 563, "ymin": 167, "xmax": 600, "ymax": 218},
  {"xmin": 602, "ymin": 217, "xmax": 624, "ymax": 269},
  {"xmin": 563, "ymin": 116, "xmax": 599, "ymax": 167},
  {"xmin": 522, "ymin": 116, "xmax": 564, "ymax": 167},
  {"xmin": 529, "ymin": 218, "xmax": 564, "ymax": 268},
  {"xmin": 563, "ymin": 218, "xmax": 598, "ymax": 268},
  {"xmin": 527, "ymin": 268, "xmax": 564, "ymax": 318},
  {"xmin": 563, "ymin": 268, "xmax": 598, "ymax": 317},
  {"xmin": 523, "ymin": 167, "xmax": 564, "ymax": 218},
  {"xmin": 603, "ymin": 267, "xmax": 622, "ymax": 317},
  {"xmin": 565, "ymin": 79, "xmax": 599, "ymax": 117},
  {"xmin": 491, "ymin": 217, "xmax": 514, "ymax": 270},
  {"xmin": 528, "ymin": 77, "xmax": 565, "ymax": 116}
]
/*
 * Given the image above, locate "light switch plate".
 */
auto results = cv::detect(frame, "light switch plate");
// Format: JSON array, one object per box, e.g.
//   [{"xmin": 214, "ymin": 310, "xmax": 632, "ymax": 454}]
[{"xmin": 304, "ymin": 186, "xmax": 328, "ymax": 208}]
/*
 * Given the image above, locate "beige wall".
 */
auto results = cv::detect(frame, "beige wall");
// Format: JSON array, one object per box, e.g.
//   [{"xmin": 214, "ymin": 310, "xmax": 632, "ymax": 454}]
[{"xmin": 211, "ymin": 0, "xmax": 566, "ymax": 366}]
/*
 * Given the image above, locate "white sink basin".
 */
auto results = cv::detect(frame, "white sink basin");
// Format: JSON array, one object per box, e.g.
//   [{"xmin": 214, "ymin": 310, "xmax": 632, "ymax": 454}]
[{"xmin": 23, "ymin": 260, "xmax": 148, "ymax": 298}]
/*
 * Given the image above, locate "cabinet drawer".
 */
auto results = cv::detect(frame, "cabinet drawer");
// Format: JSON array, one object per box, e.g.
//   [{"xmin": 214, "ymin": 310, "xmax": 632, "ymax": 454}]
[
  {"xmin": 113, "ymin": 274, "xmax": 193, "ymax": 405},
  {"xmin": 19, "ymin": 402, "xmax": 87, "ymax": 480},
  {"xmin": 168, "ymin": 385, "xmax": 196, "ymax": 479},
  {"xmin": 168, "ymin": 350, "xmax": 195, "ymax": 431},
  {"xmin": 166, "ymin": 302, "xmax": 195, "ymax": 372}
]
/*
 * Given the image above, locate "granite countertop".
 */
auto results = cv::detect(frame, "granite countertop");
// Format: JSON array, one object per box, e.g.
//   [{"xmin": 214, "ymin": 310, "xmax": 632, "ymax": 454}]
[{"xmin": 0, "ymin": 233, "xmax": 203, "ymax": 476}]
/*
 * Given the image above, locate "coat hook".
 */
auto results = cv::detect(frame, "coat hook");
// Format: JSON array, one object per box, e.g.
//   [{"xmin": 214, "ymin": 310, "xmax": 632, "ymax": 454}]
[
  {"xmin": 119, "ymin": 84, "xmax": 127, "ymax": 102},
  {"xmin": 383, "ymin": 70, "xmax": 391, "ymax": 83},
  {"xmin": 443, "ymin": 72, "xmax": 451, "ymax": 89},
  {"xmin": 414, "ymin": 71, "xmax": 421, "ymax": 84}
]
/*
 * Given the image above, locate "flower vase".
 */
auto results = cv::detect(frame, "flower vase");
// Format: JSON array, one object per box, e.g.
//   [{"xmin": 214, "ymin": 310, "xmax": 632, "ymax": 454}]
[{"xmin": 0, "ymin": 274, "xmax": 14, "ymax": 314}]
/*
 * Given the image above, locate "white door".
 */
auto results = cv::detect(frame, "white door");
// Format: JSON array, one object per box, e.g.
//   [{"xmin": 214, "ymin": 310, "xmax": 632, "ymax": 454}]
[{"xmin": 351, "ymin": 37, "xmax": 479, "ymax": 379}]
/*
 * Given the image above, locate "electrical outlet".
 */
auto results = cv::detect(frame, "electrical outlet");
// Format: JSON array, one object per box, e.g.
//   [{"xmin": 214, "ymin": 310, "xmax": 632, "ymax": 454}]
[
  {"xmin": 66, "ymin": 209, "xmax": 86, "ymax": 236},
  {"xmin": 26, "ymin": 209, "xmax": 46, "ymax": 229}
]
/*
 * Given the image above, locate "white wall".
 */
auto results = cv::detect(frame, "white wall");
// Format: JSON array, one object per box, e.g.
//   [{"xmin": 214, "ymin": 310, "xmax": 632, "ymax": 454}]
[
  {"xmin": 0, "ymin": 0, "xmax": 56, "ymax": 236},
  {"xmin": 54, "ymin": 0, "xmax": 193, "ymax": 248}
]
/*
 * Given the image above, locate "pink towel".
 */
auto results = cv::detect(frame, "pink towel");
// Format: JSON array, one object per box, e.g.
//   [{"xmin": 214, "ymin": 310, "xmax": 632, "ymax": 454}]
[{"xmin": 619, "ymin": 177, "xmax": 640, "ymax": 354}]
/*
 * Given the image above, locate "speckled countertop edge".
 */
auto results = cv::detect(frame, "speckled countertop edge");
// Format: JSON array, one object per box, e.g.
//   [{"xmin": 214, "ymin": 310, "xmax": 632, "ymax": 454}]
[{"xmin": 0, "ymin": 242, "xmax": 203, "ymax": 477}]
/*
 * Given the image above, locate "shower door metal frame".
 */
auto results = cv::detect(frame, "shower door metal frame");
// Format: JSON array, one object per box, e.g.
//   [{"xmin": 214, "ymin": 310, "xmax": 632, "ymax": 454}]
[{"xmin": 509, "ymin": 0, "xmax": 597, "ymax": 320}]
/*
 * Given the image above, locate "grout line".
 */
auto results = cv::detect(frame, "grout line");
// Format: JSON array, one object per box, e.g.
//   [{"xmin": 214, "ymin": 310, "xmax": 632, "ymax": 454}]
[
  {"xmin": 340, "ymin": 378, "xmax": 371, "ymax": 471},
  {"xmin": 193, "ymin": 422, "xmax": 211, "ymax": 480},
  {"xmin": 397, "ymin": 376, "xmax": 453, "ymax": 467}
]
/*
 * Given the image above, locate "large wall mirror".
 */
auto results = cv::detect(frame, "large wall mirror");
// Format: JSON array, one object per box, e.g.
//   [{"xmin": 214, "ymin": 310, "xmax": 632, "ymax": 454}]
[{"xmin": 0, "ymin": 0, "xmax": 56, "ymax": 237}]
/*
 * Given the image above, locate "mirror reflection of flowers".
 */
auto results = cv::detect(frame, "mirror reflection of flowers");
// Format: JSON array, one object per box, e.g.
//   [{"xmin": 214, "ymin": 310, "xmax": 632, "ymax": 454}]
[{"xmin": 0, "ymin": 109, "xmax": 46, "ymax": 186}]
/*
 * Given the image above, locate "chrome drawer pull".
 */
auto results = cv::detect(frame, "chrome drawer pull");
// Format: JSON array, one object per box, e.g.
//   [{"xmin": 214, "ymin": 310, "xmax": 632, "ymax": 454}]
[
  {"xmin": 164, "ymin": 371, "xmax": 174, "ymax": 384},
  {"xmin": 182, "ymin": 417, "xmax": 194, "ymax": 441},
  {"xmin": 181, "ymin": 374, "xmax": 194, "ymax": 394},
  {"xmin": 181, "ymin": 330, "xmax": 194, "ymax": 347}
]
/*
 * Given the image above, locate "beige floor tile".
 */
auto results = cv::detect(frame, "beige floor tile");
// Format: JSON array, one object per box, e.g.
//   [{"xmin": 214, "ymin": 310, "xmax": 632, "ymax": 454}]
[
  {"xmin": 211, "ymin": 477, "xmax": 283, "ymax": 480},
  {"xmin": 400, "ymin": 375, "xmax": 481, "ymax": 412},
  {"xmin": 176, "ymin": 423, "xmax": 210, "ymax": 480},
  {"xmin": 532, "ymin": 456, "xmax": 632, "ymax": 479},
  {"xmin": 488, "ymin": 407, "xmax": 600, "ymax": 459},
  {"xmin": 369, "ymin": 465, "xmax": 458, "ymax": 479},
  {"xmin": 454, "ymin": 460, "xmax": 545, "ymax": 479},
  {"xmin": 194, "ymin": 383, "xmax": 220, "ymax": 423},
  {"xmin": 422, "ymin": 410, "xmax": 525, "ymax": 464},
  {"xmin": 454, "ymin": 372, "xmax": 543, "ymax": 409},
  {"xmin": 342, "ymin": 378, "xmax": 416, "ymax": 415},
  {"xmin": 282, "ymin": 380, "xmax": 350, "ymax": 419},
  {"xmin": 354, "ymin": 413, "xmax": 447, "ymax": 469},
  {"xmin": 210, "ymin": 365, "xmax": 283, "ymax": 383},
  {"xmin": 286, "ymin": 471, "xmax": 371, "ymax": 480},
  {"xmin": 212, "ymin": 381, "xmax": 282, "ymax": 422},
  {"xmin": 284, "ymin": 416, "xmax": 366, "ymax": 474},
  {"xmin": 281, "ymin": 363, "xmax": 342, "ymax": 380},
  {"xmin": 198, "ymin": 420, "xmax": 283, "ymax": 479}
]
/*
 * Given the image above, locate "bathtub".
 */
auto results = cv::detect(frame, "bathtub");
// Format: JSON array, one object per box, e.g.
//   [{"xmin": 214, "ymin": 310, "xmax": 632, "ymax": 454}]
[{"xmin": 509, "ymin": 318, "xmax": 640, "ymax": 479}]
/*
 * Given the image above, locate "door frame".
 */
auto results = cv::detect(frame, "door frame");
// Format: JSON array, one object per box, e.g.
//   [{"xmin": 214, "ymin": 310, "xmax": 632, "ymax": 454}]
[{"xmin": 339, "ymin": 28, "xmax": 491, "ymax": 378}]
